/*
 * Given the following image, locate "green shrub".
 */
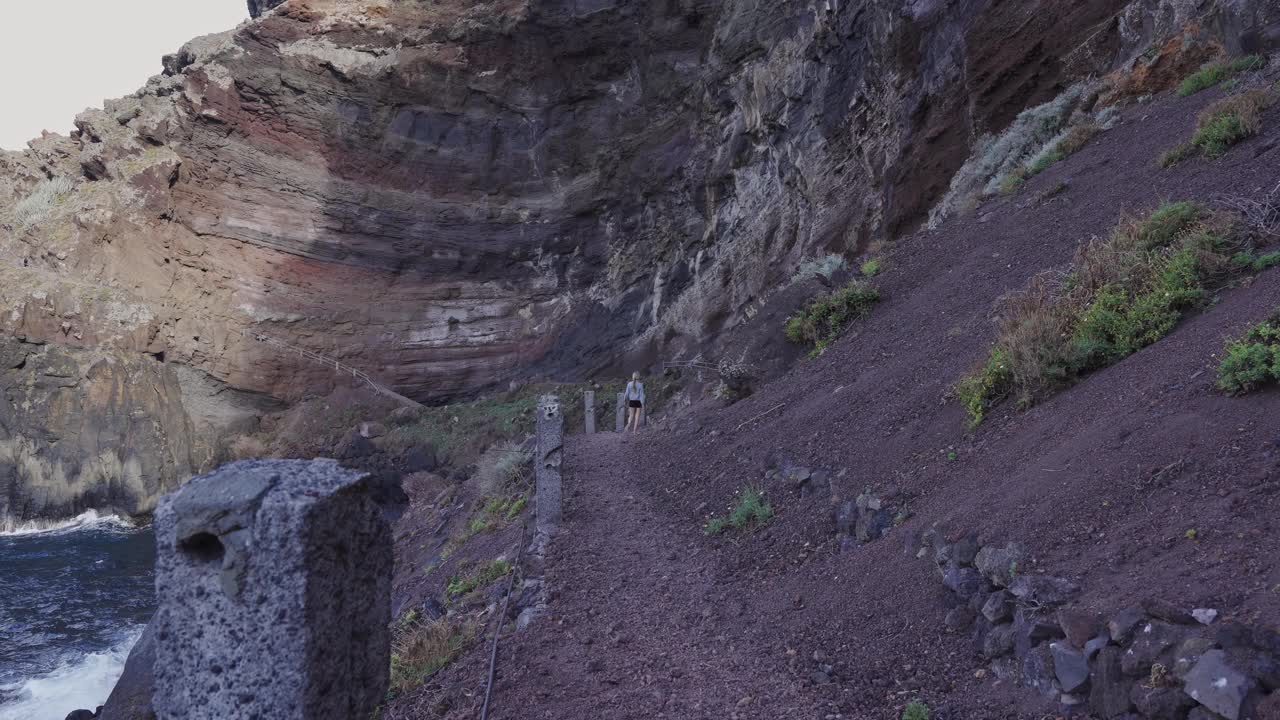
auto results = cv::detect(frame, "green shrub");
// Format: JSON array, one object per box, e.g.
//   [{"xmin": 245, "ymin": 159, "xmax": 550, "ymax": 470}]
[
  {"xmin": 784, "ymin": 281, "xmax": 880, "ymax": 355},
  {"xmin": 1178, "ymin": 55, "xmax": 1267, "ymax": 97},
  {"xmin": 705, "ymin": 487, "xmax": 773, "ymax": 535},
  {"xmin": 1217, "ymin": 312, "xmax": 1280, "ymax": 393},
  {"xmin": 389, "ymin": 619, "xmax": 472, "ymax": 697},
  {"xmin": 1253, "ymin": 252, "xmax": 1280, "ymax": 271},
  {"xmin": 957, "ymin": 203, "xmax": 1242, "ymax": 426},
  {"xmin": 861, "ymin": 258, "xmax": 883, "ymax": 277},
  {"xmin": 1163, "ymin": 91, "xmax": 1271, "ymax": 166},
  {"xmin": 955, "ymin": 348, "xmax": 1013, "ymax": 428},
  {"xmin": 446, "ymin": 559, "xmax": 512, "ymax": 597},
  {"xmin": 902, "ymin": 700, "xmax": 931, "ymax": 720}
]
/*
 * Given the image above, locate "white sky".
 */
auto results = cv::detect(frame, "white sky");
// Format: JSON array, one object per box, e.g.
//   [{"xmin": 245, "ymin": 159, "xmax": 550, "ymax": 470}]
[{"xmin": 0, "ymin": 2, "xmax": 248, "ymax": 150}]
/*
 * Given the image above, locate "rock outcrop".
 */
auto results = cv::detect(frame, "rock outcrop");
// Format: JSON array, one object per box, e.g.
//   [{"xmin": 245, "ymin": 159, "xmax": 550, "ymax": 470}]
[{"xmin": 2, "ymin": 0, "xmax": 1278, "ymax": 517}]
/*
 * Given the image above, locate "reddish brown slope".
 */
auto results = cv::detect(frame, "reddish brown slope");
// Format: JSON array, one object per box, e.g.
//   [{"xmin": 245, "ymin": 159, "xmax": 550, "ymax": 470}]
[{"xmin": 394, "ymin": 78, "xmax": 1280, "ymax": 719}]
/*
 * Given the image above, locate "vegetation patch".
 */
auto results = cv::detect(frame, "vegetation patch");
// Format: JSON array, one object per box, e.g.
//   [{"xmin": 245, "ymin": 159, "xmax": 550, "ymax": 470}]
[
  {"xmin": 466, "ymin": 493, "xmax": 528, "ymax": 536},
  {"xmin": 11, "ymin": 177, "xmax": 75, "ymax": 231},
  {"xmin": 705, "ymin": 487, "xmax": 773, "ymax": 535},
  {"xmin": 1217, "ymin": 311, "xmax": 1280, "ymax": 394},
  {"xmin": 388, "ymin": 618, "xmax": 474, "ymax": 698},
  {"xmin": 1002, "ymin": 124, "xmax": 1099, "ymax": 194},
  {"xmin": 784, "ymin": 281, "xmax": 880, "ymax": 356},
  {"xmin": 446, "ymin": 559, "xmax": 512, "ymax": 597},
  {"xmin": 1178, "ymin": 55, "xmax": 1267, "ymax": 97},
  {"xmin": 1162, "ymin": 91, "xmax": 1272, "ymax": 166},
  {"xmin": 901, "ymin": 701, "xmax": 931, "ymax": 720},
  {"xmin": 956, "ymin": 202, "xmax": 1243, "ymax": 427},
  {"xmin": 861, "ymin": 257, "xmax": 883, "ymax": 277}
]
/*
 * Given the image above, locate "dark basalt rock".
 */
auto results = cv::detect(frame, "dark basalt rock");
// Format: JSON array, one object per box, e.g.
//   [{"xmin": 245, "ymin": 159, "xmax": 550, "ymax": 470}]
[
  {"xmin": 247, "ymin": 0, "xmax": 286, "ymax": 18},
  {"xmin": 98, "ymin": 621, "xmax": 157, "ymax": 720}
]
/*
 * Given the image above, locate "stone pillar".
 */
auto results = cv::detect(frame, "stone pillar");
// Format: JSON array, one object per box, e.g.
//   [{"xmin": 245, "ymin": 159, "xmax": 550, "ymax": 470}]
[
  {"xmin": 616, "ymin": 392, "xmax": 626, "ymax": 433},
  {"xmin": 153, "ymin": 459, "xmax": 391, "ymax": 720},
  {"xmin": 535, "ymin": 395, "xmax": 563, "ymax": 542},
  {"xmin": 584, "ymin": 390, "xmax": 595, "ymax": 434}
]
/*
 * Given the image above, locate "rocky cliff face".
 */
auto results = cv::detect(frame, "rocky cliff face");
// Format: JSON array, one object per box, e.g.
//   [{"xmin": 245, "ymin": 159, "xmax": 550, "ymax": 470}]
[{"xmin": 1, "ymin": 0, "xmax": 1277, "ymax": 517}]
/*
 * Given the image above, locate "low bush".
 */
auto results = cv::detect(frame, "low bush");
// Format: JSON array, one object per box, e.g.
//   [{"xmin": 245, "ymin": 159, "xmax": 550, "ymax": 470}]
[
  {"xmin": 1178, "ymin": 55, "xmax": 1267, "ymax": 97},
  {"xmin": 466, "ymin": 494, "xmax": 528, "ymax": 536},
  {"xmin": 446, "ymin": 559, "xmax": 512, "ymax": 597},
  {"xmin": 705, "ymin": 487, "xmax": 773, "ymax": 535},
  {"xmin": 389, "ymin": 619, "xmax": 473, "ymax": 697},
  {"xmin": 12, "ymin": 176, "xmax": 74, "ymax": 231},
  {"xmin": 473, "ymin": 441, "xmax": 531, "ymax": 497},
  {"xmin": 902, "ymin": 701, "xmax": 931, "ymax": 720},
  {"xmin": 1162, "ymin": 91, "xmax": 1272, "ymax": 165},
  {"xmin": 957, "ymin": 203, "xmax": 1242, "ymax": 426},
  {"xmin": 784, "ymin": 281, "xmax": 880, "ymax": 355},
  {"xmin": 1217, "ymin": 312, "xmax": 1280, "ymax": 394},
  {"xmin": 861, "ymin": 257, "xmax": 883, "ymax": 277}
]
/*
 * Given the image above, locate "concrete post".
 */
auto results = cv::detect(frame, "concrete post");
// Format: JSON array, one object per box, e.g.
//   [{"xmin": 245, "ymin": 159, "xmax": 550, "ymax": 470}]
[
  {"xmin": 153, "ymin": 460, "xmax": 391, "ymax": 720},
  {"xmin": 616, "ymin": 392, "xmax": 626, "ymax": 433},
  {"xmin": 584, "ymin": 390, "xmax": 595, "ymax": 434},
  {"xmin": 535, "ymin": 395, "xmax": 563, "ymax": 542}
]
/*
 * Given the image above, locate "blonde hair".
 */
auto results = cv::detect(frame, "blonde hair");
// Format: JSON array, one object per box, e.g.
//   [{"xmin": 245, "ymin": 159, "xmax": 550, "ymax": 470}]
[{"xmin": 631, "ymin": 371, "xmax": 640, "ymax": 381}]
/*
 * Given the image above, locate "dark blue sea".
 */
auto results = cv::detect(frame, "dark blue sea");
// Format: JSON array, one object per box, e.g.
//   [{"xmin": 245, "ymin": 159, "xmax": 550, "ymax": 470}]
[{"xmin": 0, "ymin": 512, "xmax": 155, "ymax": 720}]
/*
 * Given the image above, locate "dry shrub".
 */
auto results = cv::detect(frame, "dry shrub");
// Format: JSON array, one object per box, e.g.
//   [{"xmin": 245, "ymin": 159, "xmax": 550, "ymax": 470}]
[
  {"xmin": 389, "ymin": 619, "xmax": 472, "ymax": 696},
  {"xmin": 471, "ymin": 440, "xmax": 531, "ymax": 497},
  {"xmin": 1197, "ymin": 90, "xmax": 1270, "ymax": 134},
  {"xmin": 994, "ymin": 276, "xmax": 1078, "ymax": 402}
]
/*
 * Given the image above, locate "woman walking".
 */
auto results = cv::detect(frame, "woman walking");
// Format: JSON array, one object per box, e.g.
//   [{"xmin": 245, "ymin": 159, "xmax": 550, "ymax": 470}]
[{"xmin": 624, "ymin": 372, "xmax": 646, "ymax": 432}]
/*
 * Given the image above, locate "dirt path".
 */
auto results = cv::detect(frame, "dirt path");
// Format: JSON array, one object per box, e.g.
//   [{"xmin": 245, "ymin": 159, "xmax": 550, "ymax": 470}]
[{"xmin": 488, "ymin": 432, "xmax": 819, "ymax": 720}]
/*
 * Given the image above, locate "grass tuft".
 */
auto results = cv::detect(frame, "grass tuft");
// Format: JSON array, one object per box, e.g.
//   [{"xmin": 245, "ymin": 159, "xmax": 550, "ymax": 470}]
[
  {"xmin": 705, "ymin": 487, "xmax": 773, "ymax": 535},
  {"xmin": 902, "ymin": 700, "xmax": 931, "ymax": 720},
  {"xmin": 446, "ymin": 559, "xmax": 512, "ymax": 597},
  {"xmin": 1163, "ymin": 91, "xmax": 1272, "ymax": 166},
  {"xmin": 1178, "ymin": 55, "xmax": 1267, "ymax": 97},
  {"xmin": 784, "ymin": 281, "xmax": 880, "ymax": 356},
  {"xmin": 861, "ymin": 257, "xmax": 883, "ymax": 277},
  {"xmin": 1217, "ymin": 312, "xmax": 1280, "ymax": 394},
  {"xmin": 389, "ymin": 619, "xmax": 473, "ymax": 697},
  {"xmin": 956, "ymin": 202, "xmax": 1243, "ymax": 426},
  {"xmin": 12, "ymin": 177, "xmax": 74, "ymax": 231}
]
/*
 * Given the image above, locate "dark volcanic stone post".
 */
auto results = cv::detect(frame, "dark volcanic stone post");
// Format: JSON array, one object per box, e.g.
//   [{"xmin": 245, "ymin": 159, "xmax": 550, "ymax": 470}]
[
  {"xmin": 616, "ymin": 392, "xmax": 626, "ymax": 433},
  {"xmin": 535, "ymin": 395, "xmax": 564, "ymax": 543},
  {"xmin": 153, "ymin": 459, "xmax": 391, "ymax": 720},
  {"xmin": 584, "ymin": 390, "xmax": 595, "ymax": 434}
]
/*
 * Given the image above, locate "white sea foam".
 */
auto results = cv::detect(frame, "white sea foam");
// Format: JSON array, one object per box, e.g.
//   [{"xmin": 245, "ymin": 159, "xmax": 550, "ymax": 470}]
[
  {"xmin": 0, "ymin": 510, "xmax": 134, "ymax": 538},
  {"xmin": 0, "ymin": 628, "xmax": 142, "ymax": 720}
]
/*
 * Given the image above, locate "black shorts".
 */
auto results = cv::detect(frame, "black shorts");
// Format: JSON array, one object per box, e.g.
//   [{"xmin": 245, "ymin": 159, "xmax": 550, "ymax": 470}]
[{"xmin": 628, "ymin": 400, "xmax": 643, "ymax": 409}]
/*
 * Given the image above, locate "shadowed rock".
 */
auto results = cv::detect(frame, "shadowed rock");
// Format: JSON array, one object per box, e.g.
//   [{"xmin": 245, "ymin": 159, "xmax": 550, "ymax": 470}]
[{"xmin": 153, "ymin": 460, "xmax": 391, "ymax": 720}]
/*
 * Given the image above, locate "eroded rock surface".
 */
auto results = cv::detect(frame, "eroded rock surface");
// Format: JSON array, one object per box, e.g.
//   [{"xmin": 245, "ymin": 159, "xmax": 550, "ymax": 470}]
[{"xmin": 2, "ymin": 0, "xmax": 1278, "ymax": 516}]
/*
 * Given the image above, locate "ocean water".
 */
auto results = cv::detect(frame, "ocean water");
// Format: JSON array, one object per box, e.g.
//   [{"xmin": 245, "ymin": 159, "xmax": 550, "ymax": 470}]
[{"xmin": 0, "ymin": 512, "xmax": 155, "ymax": 720}]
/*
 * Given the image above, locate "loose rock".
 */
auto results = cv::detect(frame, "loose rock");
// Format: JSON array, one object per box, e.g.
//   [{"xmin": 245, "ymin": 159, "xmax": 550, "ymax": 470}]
[{"xmin": 1182, "ymin": 649, "xmax": 1255, "ymax": 720}]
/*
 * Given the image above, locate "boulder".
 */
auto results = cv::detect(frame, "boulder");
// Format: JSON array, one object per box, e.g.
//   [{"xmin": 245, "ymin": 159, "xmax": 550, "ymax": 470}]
[
  {"xmin": 1008, "ymin": 574, "xmax": 1081, "ymax": 606},
  {"xmin": 1131, "ymin": 684, "xmax": 1195, "ymax": 718},
  {"xmin": 334, "ymin": 428, "xmax": 376, "ymax": 459},
  {"xmin": 1050, "ymin": 641, "xmax": 1090, "ymax": 693},
  {"xmin": 1143, "ymin": 598, "xmax": 1196, "ymax": 626},
  {"xmin": 1173, "ymin": 638, "xmax": 1217, "ymax": 680},
  {"xmin": 974, "ymin": 542, "xmax": 1026, "ymax": 587},
  {"xmin": 1090, "ymin": 646, "xmax": 1135, "ymax": 719},
  {"xmin": 1183, "ymin": 649, "xmax": 1256, "ymax": 720},
  {"xmin": 1014, "ymin": 607, "xmax": 1066, "ymax": 660},
  {"xmin": 942, "ymin": 563, "xmax": 987, "ymax": 600},
  {"xmin": 98, "ymin": 621, "xmax": 157, "ymax": 720},
  {"xmin": 953, "ymin": 533, "xmax": 980, "ymax": 566},
  {"xmin": 983, "ymin": 624, "xmax": 1016, "ymax": 659},
  {"xmin": 1022, "ymin": 643, "xmax": 1061, "ymax": 700},
  {"xmin": 402, "ymin": 443, "xmax": 439, "ymax": 473},
  {"xmin": 982, "ymin": 590, "xmax": 1015, "ymax": 624},
  {"xmin": 64, "ymin": 712, "xmax": 96, "ymax": 720},
  {"xmin": 1110, "ymin": 607, "xmax": 1148, "ymax": 644},
  {"xmin": 1058, "ymin": 609, "xmax": 1104, "ymax": 649},
  {"xmin": 1123, "ymin": 621, "xmax": 1189, "ymax": 677}
]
